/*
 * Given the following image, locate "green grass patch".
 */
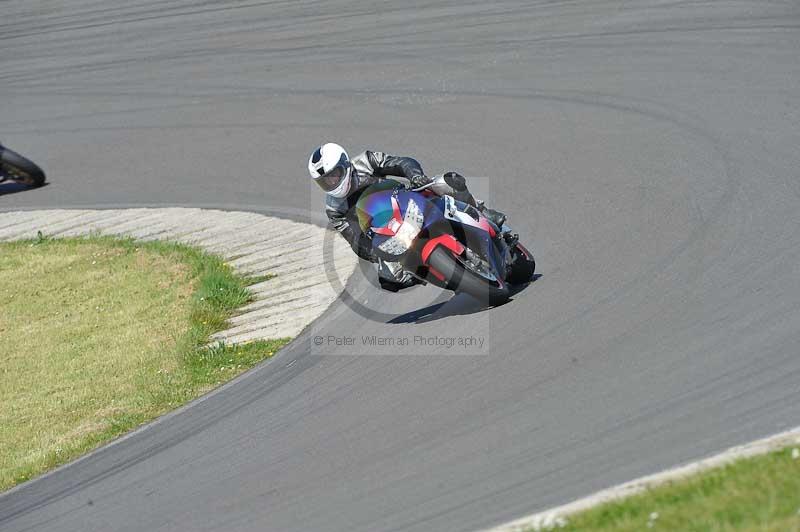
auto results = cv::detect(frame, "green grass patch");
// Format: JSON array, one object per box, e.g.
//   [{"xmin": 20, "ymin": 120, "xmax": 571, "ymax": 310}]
[
  {"xmin": 0, "ymin": 236, "xmax": 289, "ymax": 491},
  {"xmin": 530, "ymin": 447, "xmax": 800, "ymax": 532}
]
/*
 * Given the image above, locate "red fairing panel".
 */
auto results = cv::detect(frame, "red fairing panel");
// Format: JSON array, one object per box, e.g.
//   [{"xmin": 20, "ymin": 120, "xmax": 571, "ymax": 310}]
[{"xmin": 421, "ymin": 234, "xmax": 465, "ymax": 264}]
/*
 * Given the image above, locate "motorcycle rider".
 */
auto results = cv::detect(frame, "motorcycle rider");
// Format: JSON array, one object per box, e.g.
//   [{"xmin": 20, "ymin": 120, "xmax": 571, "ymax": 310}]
[{"xmin": 308, "ymin": 142, "xmax": 507, "ymax": 291}]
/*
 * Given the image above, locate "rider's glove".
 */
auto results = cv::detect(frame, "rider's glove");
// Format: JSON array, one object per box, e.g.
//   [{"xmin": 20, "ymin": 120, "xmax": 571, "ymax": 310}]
[{"xmin": 408, "ymin": 173, "xmax": 433, "ymax": 189}]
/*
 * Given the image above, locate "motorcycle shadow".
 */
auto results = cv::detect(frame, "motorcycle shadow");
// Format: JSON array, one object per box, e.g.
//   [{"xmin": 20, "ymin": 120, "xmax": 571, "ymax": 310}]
[
  {"xmin": 0, "ymin": 181, "xmax": 48, "ymax": 196},
  {"xmin": 389, "ymin": 273, "xmax": 542, "ymax": 325},
  {"xmin": 508, "ymin": 273, "xmax": 542, "ymax": 299}
]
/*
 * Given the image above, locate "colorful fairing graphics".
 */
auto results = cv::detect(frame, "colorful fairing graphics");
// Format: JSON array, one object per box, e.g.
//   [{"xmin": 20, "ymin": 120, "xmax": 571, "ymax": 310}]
[
  {"xmin": 355, "ymin": 180, "xmax": 506, "ymax": 279},
  {"xmin": 373, "ymin": 196, "xmax": 425, "ymax": 257}
]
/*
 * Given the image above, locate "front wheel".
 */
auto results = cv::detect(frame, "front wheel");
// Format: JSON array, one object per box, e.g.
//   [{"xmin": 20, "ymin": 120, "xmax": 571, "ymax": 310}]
[
  {"xmin": 426, "ymin": 246, "xmax": 510, "ymax": 305},
  {"xmin": 0, "ymin": 146, "xmax": 46, "ymax": 187},
  {"xmin": 507, "ymin": 242, "xmax": 536, "ymax": 284}
]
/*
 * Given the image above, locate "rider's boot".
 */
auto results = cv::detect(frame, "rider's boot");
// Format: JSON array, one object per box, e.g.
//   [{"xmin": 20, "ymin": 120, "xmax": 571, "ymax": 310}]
[
  {"xmin": 377, "ymin": 259, "xmax": 425, "ymax": 292},
  {"xmin": 502, "ymin": 229, "xmax": 519, "ymax": 247},
  {"xmin": 379, "ymin": 274, "xmax": 424, "ymax": 292},
  {"xmin": 476, "ymin": 201, "xmax": 507, "ymax": 230},
  {"xmin": 441, "ymin": 171, "xmax": 508, "ymax": 230}
]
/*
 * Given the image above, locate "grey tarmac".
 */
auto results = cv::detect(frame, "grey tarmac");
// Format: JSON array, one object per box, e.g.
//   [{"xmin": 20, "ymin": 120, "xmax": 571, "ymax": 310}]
[{"xmin": 2, "ymin": 1, "xmax": 800, "ymax": 531}]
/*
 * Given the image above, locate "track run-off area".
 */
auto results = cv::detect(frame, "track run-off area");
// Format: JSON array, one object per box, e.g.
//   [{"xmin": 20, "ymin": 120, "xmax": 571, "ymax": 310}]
[{"xmin": 2, "ymin": 1, "xmax": 800, "ymax": 531}]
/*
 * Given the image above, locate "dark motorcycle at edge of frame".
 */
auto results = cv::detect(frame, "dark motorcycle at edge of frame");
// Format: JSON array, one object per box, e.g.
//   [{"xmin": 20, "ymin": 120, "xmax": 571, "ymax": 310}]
[{"xmin": 0, "ymin": 143, "xmax": 46, "ymax": 187}]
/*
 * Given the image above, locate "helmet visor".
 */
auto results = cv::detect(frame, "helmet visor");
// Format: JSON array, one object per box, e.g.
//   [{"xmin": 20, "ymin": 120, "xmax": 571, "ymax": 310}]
[{"xmin": 315, "ymin": 156, "xmax": 350, "ymax": 192}]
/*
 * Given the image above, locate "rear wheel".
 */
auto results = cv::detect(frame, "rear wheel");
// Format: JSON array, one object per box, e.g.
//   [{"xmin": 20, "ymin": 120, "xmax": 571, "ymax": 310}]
[
  {"xmin": 0, "ymin": 146, "xmax": 45, "ymax": 187},
  {"xmin": 426, "ymin": 246, "xmax": 510, "ymax": 305}
]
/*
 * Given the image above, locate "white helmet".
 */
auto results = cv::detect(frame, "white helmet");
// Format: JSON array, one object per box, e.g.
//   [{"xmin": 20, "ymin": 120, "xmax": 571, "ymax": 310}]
[{"xmin": 308, "ymin": 143, "xmax": 354, "ymax": 198}]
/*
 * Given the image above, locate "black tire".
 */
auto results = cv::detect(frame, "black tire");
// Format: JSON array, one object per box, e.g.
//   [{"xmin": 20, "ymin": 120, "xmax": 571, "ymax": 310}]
[
  {"xmin": 426, "ymin": 246, "xmax": 510, "ymax": 305},
  {"xmin": 507, "ymin": 242, "xmax": 536, "ymax": 284},
  {"xmin": 0, "ymin": 146, "xmax": 45, "ymax": 187}
]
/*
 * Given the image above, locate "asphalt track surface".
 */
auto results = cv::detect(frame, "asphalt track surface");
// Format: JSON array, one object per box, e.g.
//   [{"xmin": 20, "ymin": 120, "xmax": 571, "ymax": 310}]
[{"xmin": 2, "ymin": 1, "xmax": 800, "ymax": 531}]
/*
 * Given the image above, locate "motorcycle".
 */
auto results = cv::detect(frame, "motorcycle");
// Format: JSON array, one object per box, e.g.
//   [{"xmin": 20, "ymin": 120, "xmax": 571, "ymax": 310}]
[
  {"xmin": 0, "ymin": 143, "xmax": 45, "ymax": 187},
  {"xmin": 356, "ymin": 176, "xmax": 535, "ymax": 305}
]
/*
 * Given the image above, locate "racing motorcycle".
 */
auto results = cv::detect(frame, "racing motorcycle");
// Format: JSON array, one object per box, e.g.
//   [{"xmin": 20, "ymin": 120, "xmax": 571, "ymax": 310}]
[
  {"xmin": 0, "ymin": 143, "xmax": 46, "ymax": 187},
  {"xmin": 356, "ymin": 176, "xmax": 535, "ymax": 305}
]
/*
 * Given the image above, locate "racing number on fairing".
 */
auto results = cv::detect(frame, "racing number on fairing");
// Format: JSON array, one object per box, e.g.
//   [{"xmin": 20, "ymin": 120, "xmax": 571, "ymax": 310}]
[{"xmin": 443, "ymin": 195, "xmax": 458, "ymax": 221}]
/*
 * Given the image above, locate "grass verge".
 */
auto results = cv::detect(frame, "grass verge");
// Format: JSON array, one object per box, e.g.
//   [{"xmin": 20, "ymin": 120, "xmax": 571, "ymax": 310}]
[
  {"xmin": 0, "ymin": 235, "xmax": 289, "ymax": 492},
  {"xmin": 528, "ymin": 446, "xmax": 800, "ymax": 532}
]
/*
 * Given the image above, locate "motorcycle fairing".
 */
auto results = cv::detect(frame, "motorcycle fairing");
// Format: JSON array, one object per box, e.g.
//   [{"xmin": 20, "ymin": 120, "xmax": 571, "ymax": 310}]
[{"xmin": 355, "ymin": 182, "xmax": 508, "ymax": 282}]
